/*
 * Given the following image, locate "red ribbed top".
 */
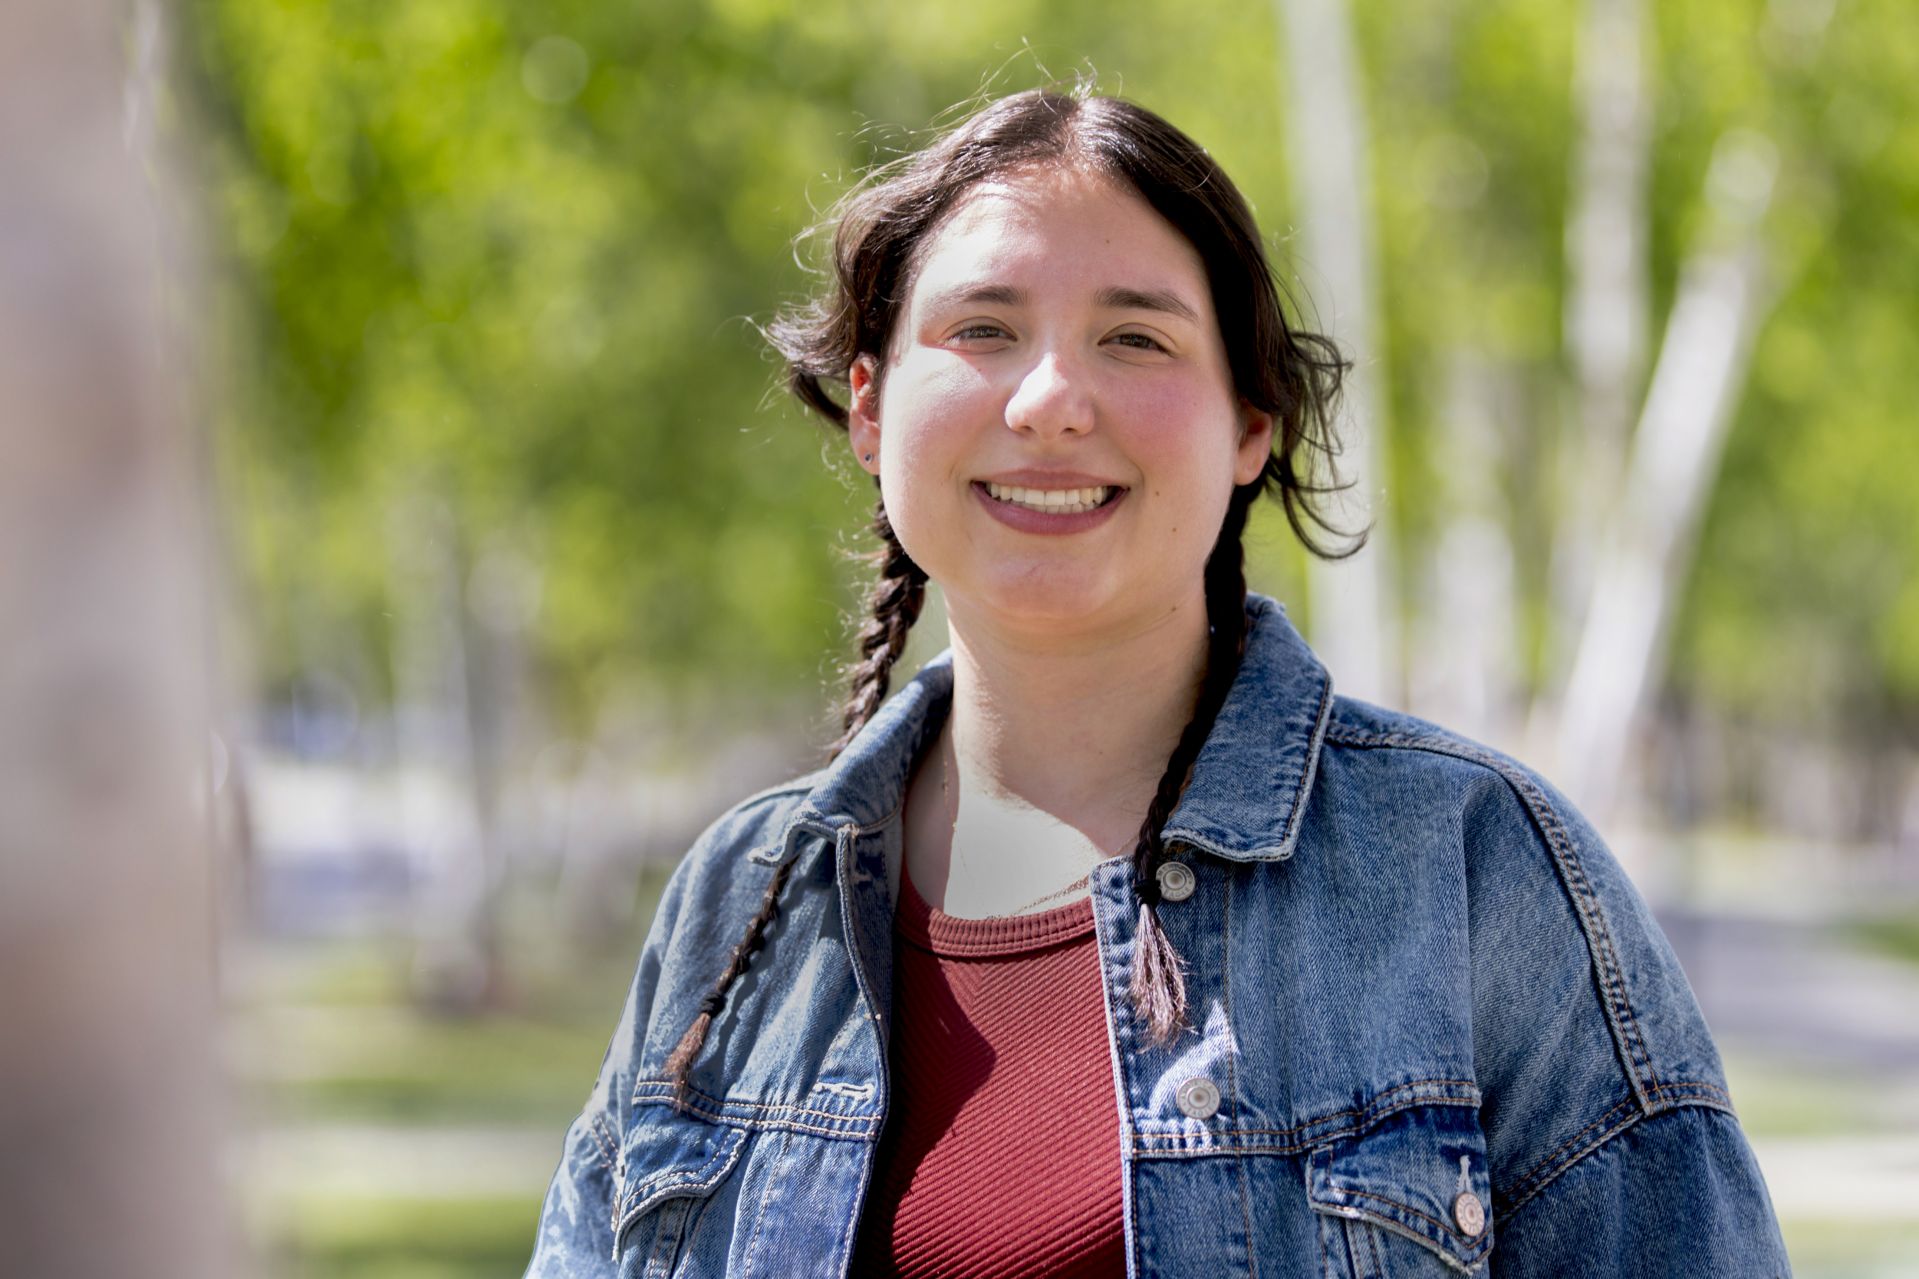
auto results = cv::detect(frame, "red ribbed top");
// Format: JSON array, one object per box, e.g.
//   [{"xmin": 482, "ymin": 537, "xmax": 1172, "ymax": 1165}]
[{"xmin": 848, "ymin": 867, "xmax": 1125, "ymax": 1277}]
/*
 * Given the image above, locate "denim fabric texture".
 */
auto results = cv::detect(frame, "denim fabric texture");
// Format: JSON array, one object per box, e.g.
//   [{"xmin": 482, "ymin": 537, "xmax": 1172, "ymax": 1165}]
[{"xmin": 526, "ymin": 593, "xmax": 1791, "ymax": 1277}]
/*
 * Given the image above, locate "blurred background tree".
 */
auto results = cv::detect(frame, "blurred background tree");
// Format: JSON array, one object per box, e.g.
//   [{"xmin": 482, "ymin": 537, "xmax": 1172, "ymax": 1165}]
[{"xmin": 185, "ymin": 0, "xmax": 1918, "ymax": 804}]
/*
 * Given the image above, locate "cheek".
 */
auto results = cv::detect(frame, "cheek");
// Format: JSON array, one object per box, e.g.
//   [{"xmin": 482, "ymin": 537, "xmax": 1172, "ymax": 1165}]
[
  {"xmin": 875, "ymin": 364, "xmax": 989, "ymax": 562},
  {"xmin": 879, "ymin": 360, "xmax": 995, "ymax": 472},
  {"xmin": 1126, "ymin": 382, "xmax": 1243, "ymax": 489}
]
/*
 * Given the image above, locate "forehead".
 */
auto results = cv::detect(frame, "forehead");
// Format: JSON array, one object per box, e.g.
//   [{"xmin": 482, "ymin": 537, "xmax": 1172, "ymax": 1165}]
[{"xmin": 904, "ymin": 168, "xmax": 1211, "ymax": 305}]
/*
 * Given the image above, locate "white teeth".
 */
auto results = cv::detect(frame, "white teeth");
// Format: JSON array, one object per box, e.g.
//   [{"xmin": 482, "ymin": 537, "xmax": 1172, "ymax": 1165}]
[{"xmin": 984, "ymin": 482, "xmax": 1114, "ymax": 514}]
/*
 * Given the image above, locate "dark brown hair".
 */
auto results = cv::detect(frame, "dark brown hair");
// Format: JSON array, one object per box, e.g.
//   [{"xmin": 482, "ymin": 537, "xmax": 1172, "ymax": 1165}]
[{"xmin": 664, "ymin": 87, "xmax": 1354, "ymax": 1095}]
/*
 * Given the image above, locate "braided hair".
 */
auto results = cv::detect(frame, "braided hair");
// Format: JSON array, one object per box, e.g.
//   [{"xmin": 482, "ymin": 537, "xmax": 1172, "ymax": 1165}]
[{"xmin": 662, "ymin": 88, "xmax": 1354, "ymax": 1098}]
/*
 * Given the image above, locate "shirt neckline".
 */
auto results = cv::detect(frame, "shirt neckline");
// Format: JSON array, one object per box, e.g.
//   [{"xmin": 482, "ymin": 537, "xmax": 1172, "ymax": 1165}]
[{"xmin": 895, "ymin": 859, "xmax": 1097, "ymax": 958}]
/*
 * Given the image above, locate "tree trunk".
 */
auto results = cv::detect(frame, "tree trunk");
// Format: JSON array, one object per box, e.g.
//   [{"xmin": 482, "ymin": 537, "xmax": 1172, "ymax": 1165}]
[
  {"xmin": 1410, "ymin": 349, "xmax": 1520, "ymax": 748},
  {"xmin": 1552, "ymin": 0, "xmax": 1654, "ymax": 674},
  {"xmin": 0, "ymin": 2, "xmax": 232, "ymax": 1274},
  {"xmin": 1551, "ymin": 132, "xmax": 1780, "ymax": 819},
  {"xmin": 388, "ymin": 490, "xmax": 507, "ymax": 1014},
  {"xmin": 1272, "ymin": 0, "xmax": 1400, "ymax": 706}
]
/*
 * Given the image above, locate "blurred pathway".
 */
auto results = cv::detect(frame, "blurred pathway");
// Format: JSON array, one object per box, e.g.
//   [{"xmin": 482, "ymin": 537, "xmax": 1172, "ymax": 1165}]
[
  {"xmin": 242, "ymin": 1122, "xmax": 561, "ymax": 1200},
  {"xmin": 1663, "ymin": 908, "xmax": 1919, "ymax": 1078}
]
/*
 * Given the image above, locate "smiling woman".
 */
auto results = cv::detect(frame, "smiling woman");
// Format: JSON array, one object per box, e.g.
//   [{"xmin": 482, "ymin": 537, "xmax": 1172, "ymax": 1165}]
[
  {"xmin": 845, "ymin": 167, "xmax": 1270, "ymax": 637},
  {"xmin": 524, "ymin": 88, "xmax": 1790, "ymax": 1279}
]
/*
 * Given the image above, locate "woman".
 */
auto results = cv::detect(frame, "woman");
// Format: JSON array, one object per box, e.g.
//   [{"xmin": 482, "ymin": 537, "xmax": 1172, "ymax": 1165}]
[{"xmin": 527, "ymin": 89, "xmax": 1789, "ymax": 1277}]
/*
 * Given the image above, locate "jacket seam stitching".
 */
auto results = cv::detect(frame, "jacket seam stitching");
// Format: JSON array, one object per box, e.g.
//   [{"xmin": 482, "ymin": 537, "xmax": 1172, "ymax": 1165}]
[
  {"xmin": 1282, "ymin": 672, "xmax": 1336, "ymax": 852},
  {"xmin": 1222, "ymin": 868, "xmax": 1261, "ymax": 1279},
  {"xmin": 628, "ymin": 1084, "xmax": 881, "ymax": 1138},
  {"xmin": 615, "ymin": 1148, "xmax": 736, "ymax": 1235},
  {"xmin": 835, "ymin": 1139, "xmax": 869, "ymax": 1279},
  {"xmin": 1363, "ymin": 1219, "xmax": 1386, "ymax": 1273},
  {"xmin": 630, "ymin": 1082, "xmax": 873, "ymax": 1123},
  {"xmin": 738, "ymin": 1125, "xmax": 789, "ymax": 1279},
  {"xmin": 1502, "ymin": 1087, "xmax": 1734, "ymax": 1215},
  {"xmin": 1130, "ymin": 1078, "xmax": 1481, "ymax": 1154},
  {"xmin": 587, "ymin": 1113, "xmax": 619, "ymax": 1176},
  {"xmin": 1331, "ymin": 1186, "xmax": 1467, "ymax": 1247},
  {"xmin": 1320, "ymin": 725, "xmax": 1662, "ymax": 1107}
]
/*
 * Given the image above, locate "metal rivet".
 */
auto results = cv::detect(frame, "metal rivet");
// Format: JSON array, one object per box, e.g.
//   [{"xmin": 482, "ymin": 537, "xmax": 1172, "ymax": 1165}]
[
  {"xmin": 1175, "ymin": 1076, "xmax": 1220, "ymax": 1119},
  {"xmin": 1155, "ymin": 860, "xmax": 1196, "ymax": 902},
  {"xmin": 1453, "ymin": 1190, "xmax": 1486, "ymax": 1236}
]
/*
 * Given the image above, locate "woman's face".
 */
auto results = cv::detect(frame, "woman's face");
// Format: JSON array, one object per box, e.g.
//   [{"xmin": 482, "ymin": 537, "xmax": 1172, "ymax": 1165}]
[{"xmin": 847, "ymin": 166, "xmax": 1271, "ymax": 641}]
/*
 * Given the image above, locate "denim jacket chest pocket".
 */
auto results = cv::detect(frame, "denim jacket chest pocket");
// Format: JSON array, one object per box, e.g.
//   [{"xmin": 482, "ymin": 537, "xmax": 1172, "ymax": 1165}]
[
  {"xmin": 1307, "ymin": 1101, "xmax": 1494, "ymax": 1277},
  {"xmin": 612, "ymin": 1105, "xmax": 748, "ymax": 1276}
]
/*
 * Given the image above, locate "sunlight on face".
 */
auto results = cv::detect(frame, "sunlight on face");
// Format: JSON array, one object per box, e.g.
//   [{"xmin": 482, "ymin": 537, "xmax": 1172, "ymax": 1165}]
[{"xmin": 848, "ymin": 166, "xmax": 1270, "ymax": 644}]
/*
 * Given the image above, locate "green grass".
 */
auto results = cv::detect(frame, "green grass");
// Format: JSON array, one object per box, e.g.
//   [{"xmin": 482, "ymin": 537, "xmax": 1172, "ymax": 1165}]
[
  {"xmin": 236, "ymin": 870, "xmax": 673, "ymax": 1126},
  {"xmin": 258, "ymin": 1196, "xmax": 542, "ymax": 1279},
  {"xmin": 1841, "ymin": 909, "xmax": 1919, "ymax": 969},
  {"xmin": 1721, "ymin": 1052, "xmax": 1875, "ymax": 1139},
  {"xmin": 1780, "ymin": 1219, "xmax": 1919, "ymax": 1279},
  {"xmin": 235, "ymin": 875, "xmax": 674, "ymax": 1275},
  {"xmin": 246, "ymin": 1008, "xmax": 619, "ymax": 1126}
]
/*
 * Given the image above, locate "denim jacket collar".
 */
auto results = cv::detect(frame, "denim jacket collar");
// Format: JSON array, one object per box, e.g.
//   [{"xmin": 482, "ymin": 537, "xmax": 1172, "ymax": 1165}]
[{"xmin": 779, "ymin": 592, "xmax": 1333, "ymax": 864}]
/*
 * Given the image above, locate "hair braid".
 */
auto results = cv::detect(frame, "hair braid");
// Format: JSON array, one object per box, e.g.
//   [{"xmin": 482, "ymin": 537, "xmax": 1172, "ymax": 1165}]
[
  {"xmin": 830, "ymin": 495, "xmax": 929, "ymax": 761},
  {"xmin": 1126, "ymin": 492, "xmax": 1254, "ymax": 1044},
  {"xmin": 660, "ymin": 855, "xmax": 794, "ymax": 1104},
  {"xmin": 661, "ymin": 493, "xmax": 925, "ymax": 1104}
]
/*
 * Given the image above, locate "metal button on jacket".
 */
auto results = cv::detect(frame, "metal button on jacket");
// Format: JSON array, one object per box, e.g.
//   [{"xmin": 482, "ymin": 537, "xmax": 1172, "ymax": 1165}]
[
  {"xmin": 1453, "ymin": 1191, "xmax": 1486, "ymax": 1236},
  {"xmin": 1175, "ymin": 1077, "xmax": 1221, "ymax": 1119},
  {"xmin": 1155, "ymin": 860, "xmax": 1196, "ymax": 902}
]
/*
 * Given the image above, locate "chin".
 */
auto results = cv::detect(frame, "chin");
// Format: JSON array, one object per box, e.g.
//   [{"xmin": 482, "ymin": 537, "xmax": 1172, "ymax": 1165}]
[{"xmin": 964, "ymin": 567, "xmax": 1127, "ymax": 633}]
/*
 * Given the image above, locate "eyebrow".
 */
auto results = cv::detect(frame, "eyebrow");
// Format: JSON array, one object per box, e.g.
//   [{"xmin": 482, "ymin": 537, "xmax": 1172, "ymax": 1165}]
[
  {"xmin": 1095, "ymin": 286, "xmax": 1202, "ymax": 324},
  {"xmin": 918, "ymin": 282, "xmax": 1202, "ymax": 324}
]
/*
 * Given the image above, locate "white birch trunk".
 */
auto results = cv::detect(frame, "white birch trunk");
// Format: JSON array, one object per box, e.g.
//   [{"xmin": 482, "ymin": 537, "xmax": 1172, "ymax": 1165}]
[
  {"xmin": 1553, "ymin": 0, "xmax": 1654, "ymax": 666},
  {"xmin": 0, "ymin": 1, "xmax": 232, "ymax": 1273},
  {"xmin": 1272, "ymin": 0, "xmax": 1399, "ymax": 706},
  {"xmin": 1411, "ymin": 350, "xmax": 1519, "ymax": 748},
  {"xmin": 1553, "ymin": 133, "xmax": 1780, "ymax": 819}
]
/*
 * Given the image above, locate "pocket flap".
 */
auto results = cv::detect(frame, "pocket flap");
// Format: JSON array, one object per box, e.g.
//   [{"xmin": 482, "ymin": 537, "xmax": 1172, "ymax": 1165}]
[
  {"xmin": 1308, "ymin": 1102, "xmax": 1494, "ymax": 1272},
  {"xmin": 614, "ymin": 1103, "xmax": 748, "ymax": 1240}
]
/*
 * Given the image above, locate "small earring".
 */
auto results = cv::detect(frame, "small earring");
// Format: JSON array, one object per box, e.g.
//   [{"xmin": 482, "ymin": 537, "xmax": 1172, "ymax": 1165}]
[{"xmin": 864, "ymin": 452, "xmax": 873, "ymax": 462}]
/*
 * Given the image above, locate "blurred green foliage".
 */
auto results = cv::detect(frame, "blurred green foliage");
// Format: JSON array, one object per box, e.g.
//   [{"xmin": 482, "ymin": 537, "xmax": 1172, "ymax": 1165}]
[{"xmin": 182, "ymin": 0, "xmax": 1919, "ymax": 736}]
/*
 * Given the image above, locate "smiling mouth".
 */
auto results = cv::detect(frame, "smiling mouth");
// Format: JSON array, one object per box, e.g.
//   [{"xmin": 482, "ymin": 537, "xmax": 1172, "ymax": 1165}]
[{"xmin": 979, "ymin": 481, "xmax": 1125, "ymax": 515}]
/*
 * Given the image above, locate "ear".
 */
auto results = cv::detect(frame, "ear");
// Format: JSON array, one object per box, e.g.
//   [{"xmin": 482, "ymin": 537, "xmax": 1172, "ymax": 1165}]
[
  {"xmin": 848, "ymin": 355, "xmax": 882, "ymax": 477},
  {"xmin": 1233, "ymin": 400, "xmax": 1275, "ymax": 487}
]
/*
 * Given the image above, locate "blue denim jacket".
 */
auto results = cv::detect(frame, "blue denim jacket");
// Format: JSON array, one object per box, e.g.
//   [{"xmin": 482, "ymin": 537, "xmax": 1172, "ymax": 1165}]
[{"xmin": 527, "ymin": 593, "xmax": 1789, "ymax": 1277}]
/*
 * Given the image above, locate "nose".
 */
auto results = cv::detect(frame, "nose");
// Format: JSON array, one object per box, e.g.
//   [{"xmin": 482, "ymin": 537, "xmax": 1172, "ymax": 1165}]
[{"xmin": 1004, "ymin": 350, "xmax": 1094, "ymax": 439}]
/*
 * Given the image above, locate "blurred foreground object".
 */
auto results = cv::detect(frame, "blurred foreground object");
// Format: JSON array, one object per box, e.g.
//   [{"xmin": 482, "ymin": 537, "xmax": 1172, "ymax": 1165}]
[{"xmin": 0, "ymin": 2, "xmax": 232, "ymax": 1276}]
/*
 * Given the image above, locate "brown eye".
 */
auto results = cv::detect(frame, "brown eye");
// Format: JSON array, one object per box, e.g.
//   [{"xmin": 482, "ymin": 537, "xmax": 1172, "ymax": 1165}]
[{"xmin": 1110, "ymin": 332, "xmax": 1168, "ymax": 352}]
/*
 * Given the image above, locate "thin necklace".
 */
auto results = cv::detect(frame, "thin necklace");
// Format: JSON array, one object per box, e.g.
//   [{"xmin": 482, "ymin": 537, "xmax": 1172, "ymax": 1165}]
[{"xmin": 938, "ymin": 731, "xmax": 1120, "ymax": 916}]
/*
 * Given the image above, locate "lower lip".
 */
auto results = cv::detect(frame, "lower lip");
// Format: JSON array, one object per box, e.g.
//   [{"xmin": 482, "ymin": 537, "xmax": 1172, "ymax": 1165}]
[{"xmin": 971, "ymin": 482, "xmax": 1127, "ymax": 535}]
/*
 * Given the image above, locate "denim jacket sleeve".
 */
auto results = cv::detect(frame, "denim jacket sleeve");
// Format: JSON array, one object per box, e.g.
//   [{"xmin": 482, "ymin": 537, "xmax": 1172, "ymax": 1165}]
[
  {"xmin": 523, "ymin": 839, "xmax": 690, "ymax": 1273},
  {"xmin": 1453, "ymin": 752, "xmax": 1791, "ymax": 1276}
]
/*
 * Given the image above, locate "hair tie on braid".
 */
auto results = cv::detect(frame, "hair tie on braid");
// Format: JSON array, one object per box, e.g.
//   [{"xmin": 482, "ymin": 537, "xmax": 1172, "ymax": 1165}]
[{"xmin": 1129, "ymin": 896, "xmax": 1191, "ymax": 1043}]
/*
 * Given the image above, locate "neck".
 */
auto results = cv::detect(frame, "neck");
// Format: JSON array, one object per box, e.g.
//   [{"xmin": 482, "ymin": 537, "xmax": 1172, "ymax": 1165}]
[{"xmin": 939, "ymin": 590, "xmax": 1213, "ymax": 850}]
